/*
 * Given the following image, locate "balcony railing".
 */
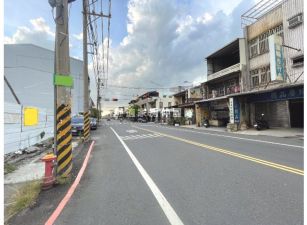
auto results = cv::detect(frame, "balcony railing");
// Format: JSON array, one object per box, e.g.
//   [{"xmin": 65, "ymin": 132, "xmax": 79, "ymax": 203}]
[
  {"xmin": 207, "ymin": 63, "xmax": 241, "ymax": 81},
  {"xmin": 208, "ymin": 85, "xmax": 241, "ymax": 99}
]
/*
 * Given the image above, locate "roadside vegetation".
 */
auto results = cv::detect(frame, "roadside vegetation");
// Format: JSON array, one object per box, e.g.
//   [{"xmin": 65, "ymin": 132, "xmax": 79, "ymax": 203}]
[
  {"xmin": 4, "ymin": 163, "xmax": 17, "ymax": 175},
  {"xmin": 5, "ymin": 180, "xmax": 41, "ymax": 224}
]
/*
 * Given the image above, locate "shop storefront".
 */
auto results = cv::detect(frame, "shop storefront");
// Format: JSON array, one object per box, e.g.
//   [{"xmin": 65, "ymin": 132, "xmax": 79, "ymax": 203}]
[{"xmin": 247, "ymin": 85, "xmax": 303, "ymax": 128}]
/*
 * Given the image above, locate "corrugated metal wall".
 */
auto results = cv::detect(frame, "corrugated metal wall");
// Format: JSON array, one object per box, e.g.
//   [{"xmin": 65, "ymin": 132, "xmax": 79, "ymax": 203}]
[
  {"xmin": 4, "ymin": 44, "xmax": 84, "ymax": 115},
  {"xmin": 255, "ymin": 100, "xmax": 290, "ymax": 127},
  {"xmin": 4, "ymin": 102, "xmax": 54, "ymax": 154}
]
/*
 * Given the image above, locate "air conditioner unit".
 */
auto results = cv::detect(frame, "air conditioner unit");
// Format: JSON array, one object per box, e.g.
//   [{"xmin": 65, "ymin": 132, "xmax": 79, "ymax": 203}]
[{"xmin": 288, "ymin": 13, "xmax": 303, "ymax": 29}]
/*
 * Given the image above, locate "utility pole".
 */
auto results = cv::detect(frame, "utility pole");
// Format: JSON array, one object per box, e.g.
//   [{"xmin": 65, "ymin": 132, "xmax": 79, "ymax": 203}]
[
  {"xmin": 97, "ymin": 78, "xmax": 101, "ymax": 123},
  {"xmin": 83, "ymin": 0, "xmax": 90, "ymax": 141},
  {"xmin": 52, "ymin": 0, "xmax": 74, "ymax": 177}
]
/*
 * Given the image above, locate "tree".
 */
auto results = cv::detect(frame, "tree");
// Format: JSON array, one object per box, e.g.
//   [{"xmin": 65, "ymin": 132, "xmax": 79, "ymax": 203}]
[
  {"xmin": 128, "ymin": 104, "xmax": 140, "ymax": 120},
  {"xmin": 90, "ymin": 108, "xmax": 101, "ymax": 119}
]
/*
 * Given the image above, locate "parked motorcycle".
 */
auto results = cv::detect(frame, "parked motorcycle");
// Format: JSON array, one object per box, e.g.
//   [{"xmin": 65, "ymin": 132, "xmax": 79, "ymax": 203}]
[
  {"xmin": 203, "ymin": 119, "xmax": 210, "ymax": 128},
  {"xmin": 254, "ymin": 113, "xmax": 269, "ymax": 130}
]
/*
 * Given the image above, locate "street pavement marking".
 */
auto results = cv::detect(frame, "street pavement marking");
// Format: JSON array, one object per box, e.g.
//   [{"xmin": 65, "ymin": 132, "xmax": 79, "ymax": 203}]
[
  {"xmin": 133, "ymin": 126, "xmax": 304, "ymax": 176},
  {"xmin": 120, "ymin": 133, "xmax": 162, "ymax": 141},
  {"xmin": 126, "ymin": 129, "xmax": 138, "ymax": 133},
  {"xmin": 111, "ymin": 127, "xmax": 185, "ymax": 225},
  {"xmin": 140, "ymin": 124, "xmax": 303, "ymax": 149}
]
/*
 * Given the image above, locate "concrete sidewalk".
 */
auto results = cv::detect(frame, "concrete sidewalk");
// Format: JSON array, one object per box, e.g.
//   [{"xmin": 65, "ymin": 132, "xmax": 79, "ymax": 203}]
[
  {"xmin": 181, "ymin": 125, "xmax": 304, "ymax": 138},
  {"xmin": 4, "ymin": 139, "xmax": 80, "ymax": 223}
]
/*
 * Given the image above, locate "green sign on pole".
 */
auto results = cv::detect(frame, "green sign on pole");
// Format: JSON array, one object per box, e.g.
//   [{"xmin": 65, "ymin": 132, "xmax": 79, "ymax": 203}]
[{"xmin": 54, "ymin": 74, "xmax": 74, "ymax": 87}]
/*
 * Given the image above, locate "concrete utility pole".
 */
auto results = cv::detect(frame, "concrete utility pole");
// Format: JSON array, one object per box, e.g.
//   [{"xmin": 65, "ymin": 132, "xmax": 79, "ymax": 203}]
[
  {"xmin": 97, "ymin": 78, "xmax": 101, "ymax": 123},
  {"xmin": 53, "ymin": 0, "xmax": 73, "ymax": 177},
  {"xmin": 83, "ymin": 0, "xmax": 91, "ymax": 141}
]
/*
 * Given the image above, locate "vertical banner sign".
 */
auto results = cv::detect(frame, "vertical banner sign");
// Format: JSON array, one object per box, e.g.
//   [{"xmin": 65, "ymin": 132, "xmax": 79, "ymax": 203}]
[
  {"xmin": 269, "ymin": 34, "xmax": 284, "ymax": 81},
  {"xmin": 234, "ymin": 98, "xmax": 240, "ymax": 123},
  {"xmin": 188, "ymin": 88, "xmax": 191, "ymax": 99},
  {"xmin": 229, "ymin": 97, "xmax": 234, "ymax": 123}
]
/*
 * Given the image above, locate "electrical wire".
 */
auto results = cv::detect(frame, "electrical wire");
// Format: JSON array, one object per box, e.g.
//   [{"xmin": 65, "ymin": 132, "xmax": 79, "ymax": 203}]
[{"xmin": 106, "ymin": 0, "xmax": 111, "ymax": 87}]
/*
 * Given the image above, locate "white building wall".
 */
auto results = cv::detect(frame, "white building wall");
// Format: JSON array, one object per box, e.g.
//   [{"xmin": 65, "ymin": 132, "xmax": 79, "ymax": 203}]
[
  {"xmin": 4, "ymin": 44, "xmax": 86, "ymax": 153},
  {"xmin": 282, "ymin": 0, "xmax": 304, "ymax": 82},
  {"xmin": 155, "ymin": 95, "xmax": 175, "ymax": 109},
  {"xmin": 244, "ymin": 0, "xmax": 304, "ymax": 90},
  {"xmin": 4, "ymin": 44, "xmax": 84, "ymax": 114}
]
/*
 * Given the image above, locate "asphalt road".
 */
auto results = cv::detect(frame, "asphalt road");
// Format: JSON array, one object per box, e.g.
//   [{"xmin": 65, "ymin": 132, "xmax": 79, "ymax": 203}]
[{"xmin": 55, "ymin": 120, "xmax": 303, "ymax": 225}]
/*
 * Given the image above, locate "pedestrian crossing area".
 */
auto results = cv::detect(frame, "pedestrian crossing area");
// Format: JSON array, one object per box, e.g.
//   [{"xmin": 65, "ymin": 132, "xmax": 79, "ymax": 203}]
[
  {"xmin": 120, "ymin": 133, "xmax": 162, "ymax": 141},
  {"xmin": 103, "ymin": 122, "xmax": 133, "ymax": 126}
]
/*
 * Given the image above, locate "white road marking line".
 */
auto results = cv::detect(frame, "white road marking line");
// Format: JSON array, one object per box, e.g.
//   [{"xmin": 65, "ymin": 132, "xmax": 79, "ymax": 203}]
[
  {"xmin": 111, "ymin": 127, "xmax": 184, "ymax": 225},
  {"xmin": 141, "ymin": 125, "xmax": 303, "ymax": 149},
  {"xmin": 126, "ymin": 129, "xmax": 138, "ymax": 133},
  {"xmin": 120, "ymin": 133, "xmax": 162, "ymax": 140}
]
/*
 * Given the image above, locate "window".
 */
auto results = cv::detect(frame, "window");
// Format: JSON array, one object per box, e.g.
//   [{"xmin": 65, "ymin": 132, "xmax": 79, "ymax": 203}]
[
  {"xmin": 259, "ymin": 35, "xmax": 269, "ymax": 54},
  {"xmin": 159, "ymin": 102, "xmax": 163, "ymax": 108},
  {"xmin": 217, "ymin": 86, "xmax": 224, "ymax": 96},
  {"xmin": 248, "ymin": 24, "xmax": 283, "ymax": 58},
  {"xmin": 252, "ymin": 76, "xmax": 259, "ymax": 87},
  {"xmin": 260, "ymin": 66, "xmax": 270, "ymax": 84},
  {"xmin": 250, "ymin": 69, "xmax": 259, "ymax": 87},
  {"xmin": 288, "ymin": 13, "xmax": 303, "ymax": 29},
  {"xmin": 292, "ymin": 55, "xmax": 304, "ymax": 67},
  {"xmin": 168, "ymin": 102, "xmax": 171, "ymax": 107},
  {"xmin": 249, "ymin": 38, "xmax": 258, "ymax": 58}
]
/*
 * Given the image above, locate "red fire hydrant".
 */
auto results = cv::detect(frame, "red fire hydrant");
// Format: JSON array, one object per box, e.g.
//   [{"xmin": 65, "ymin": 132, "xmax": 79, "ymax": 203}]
[{"xmin": 41, "ymin": 153, "xmax": 57, "ymax": 190}]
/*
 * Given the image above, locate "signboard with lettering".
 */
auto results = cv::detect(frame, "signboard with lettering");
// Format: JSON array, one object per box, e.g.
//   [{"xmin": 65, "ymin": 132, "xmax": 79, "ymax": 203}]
[
  {"xmin": 269, "ymin": 34, "xmax": 284, "ymax": 81},
  {"xmin": 234, "ymin": 98, "xmax": 240, "ymax": 123},
  {"xmin": 229, "ymin": 98, "xmax": 234, "ymax": 123},
  {"xmin": 247, "ymin": 86, "xmax": 303, "ymax": 103},
  {"xmin": 229, "ymin": 98, "xmax": 240, "ymax": 124}
]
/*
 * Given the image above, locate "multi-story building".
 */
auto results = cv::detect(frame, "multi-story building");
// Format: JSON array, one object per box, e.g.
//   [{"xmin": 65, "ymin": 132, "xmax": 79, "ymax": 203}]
[
  {"xmin": 173, "ymin": 85, "xmax": 203, "ymax": 124},
  {"xmin": 128, "ymin": 91, "xmax": 176, "ymax": 121},
  {"xmin": 239, "ymin": 0, "xmax": 304, "ymax": 128},
  {"xmin": 195, "ymin": 38, "xmax": 248, "ymax": 127}
]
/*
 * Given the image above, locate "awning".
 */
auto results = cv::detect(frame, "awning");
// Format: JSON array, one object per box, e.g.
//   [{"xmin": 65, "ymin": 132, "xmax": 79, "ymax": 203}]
[
  {"xmin": 177, "ymin": 102, "xmax": 195, "ymax": 108},
  {"xmin": 195, "ymin": 95, "xmax": 228, "ymax": 103},
  {"xmin": 195, "ymin": 82, "xmax": 304, "ymax": 103},
  {"xmin": 227, "ymin": 82, "xmax": 303, "ymax": 97}
]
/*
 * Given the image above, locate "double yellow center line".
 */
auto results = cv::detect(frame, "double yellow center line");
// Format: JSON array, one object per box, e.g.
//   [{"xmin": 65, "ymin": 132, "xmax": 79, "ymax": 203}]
[{"xmin": 133, "ymin": 126, "xmax": 304, "ymax": 176}]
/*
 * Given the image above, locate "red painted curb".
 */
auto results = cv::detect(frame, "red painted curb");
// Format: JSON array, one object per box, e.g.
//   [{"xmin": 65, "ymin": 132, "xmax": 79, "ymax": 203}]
[{"xmin": 45, "ymin": 141, "xmax": 95, "ymax": 225}]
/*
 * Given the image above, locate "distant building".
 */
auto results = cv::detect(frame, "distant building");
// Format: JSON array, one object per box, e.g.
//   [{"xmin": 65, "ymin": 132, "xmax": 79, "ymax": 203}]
[
  {"xmin": 172, "ymin": 85, "xmax": 203, "ymax": 125},
  {"xmin": 128, "ymin": 91, "xmax": 177, "ymax": 122}
]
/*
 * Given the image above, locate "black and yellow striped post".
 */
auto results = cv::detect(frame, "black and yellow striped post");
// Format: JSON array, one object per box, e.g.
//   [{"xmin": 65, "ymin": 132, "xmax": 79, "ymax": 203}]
[
  {"xmin": 56, "ymin": 104, "xmax": 73, "ymax": 177},
  {"xmin": 53, "ymin": 0, "xmax": 73, "ymax": 178},
  {"xmin": 83, "ymin": 111, "xmax": 90, "ymax": 141}
]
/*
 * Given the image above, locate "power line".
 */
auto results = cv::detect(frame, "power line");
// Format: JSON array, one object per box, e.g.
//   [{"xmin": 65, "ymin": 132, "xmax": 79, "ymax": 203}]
[
  {"xmin": 106, "ymin": 0, "xmax": 111, "ymax": 87},
  {"xmin": 107, "ymin": 84, "xmax": 192, "ymax": 90}
]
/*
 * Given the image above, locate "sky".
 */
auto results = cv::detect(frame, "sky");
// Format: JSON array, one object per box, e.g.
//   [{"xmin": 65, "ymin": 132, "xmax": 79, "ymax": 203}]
[{"xmin": 4, "ymin": 0, "xmax": 257, "ymax": 115}]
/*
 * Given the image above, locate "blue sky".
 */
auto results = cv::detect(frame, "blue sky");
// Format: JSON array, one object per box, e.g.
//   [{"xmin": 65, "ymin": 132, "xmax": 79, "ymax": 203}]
[
  {"xmin": 4, "ymin": 0, "xmax": 129, "ymax": 55},
  {"xmin": 4, "ymin": 0, "xmax": 257, "ymax": 113}
]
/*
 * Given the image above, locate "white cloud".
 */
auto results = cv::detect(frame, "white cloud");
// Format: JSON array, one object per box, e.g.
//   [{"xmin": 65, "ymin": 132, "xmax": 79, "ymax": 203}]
[
  {"xmin": 84, "ymin": 0, "xmax": 255, "ymax": 111},
  {"xmin": 4, "ymin": 17, "xmax": 55, "ymax": 49},
  {"xmin": 73, "ymin": 32, "xmax": 83, "ymax": 41},
  {"xmin": 30, "ymin": 18, "xmax": 54, "ymax": 37}
]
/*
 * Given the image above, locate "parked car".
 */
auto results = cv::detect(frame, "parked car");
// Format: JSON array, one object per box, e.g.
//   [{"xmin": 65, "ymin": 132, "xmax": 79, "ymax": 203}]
[
  {"xmin": 90, "ymin": 118, "xmax": 97, "ymax": 130},
  {"xmin": 137, "ymin": 117, "xmax": 147, "ymax": 123},
  {"xmin": 71, "ymin": 116, "xmax": 84, "ymax": 136}
]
